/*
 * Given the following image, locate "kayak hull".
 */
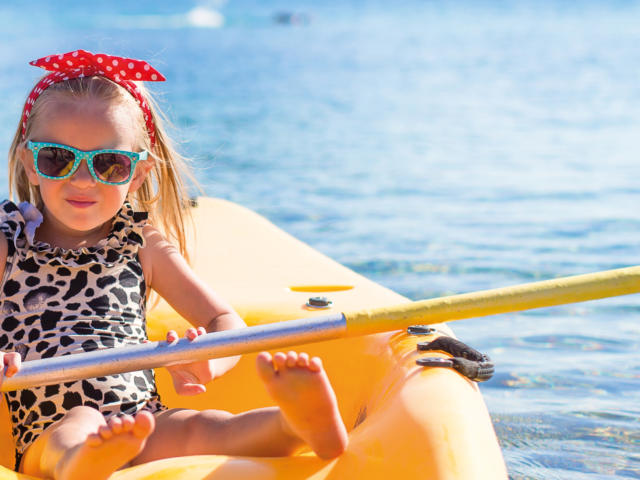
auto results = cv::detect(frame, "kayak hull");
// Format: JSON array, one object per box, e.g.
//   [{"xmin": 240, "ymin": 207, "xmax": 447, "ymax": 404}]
[{"xmin": 0, "ymin": 197, "xmax": 506, "ymax": 479}]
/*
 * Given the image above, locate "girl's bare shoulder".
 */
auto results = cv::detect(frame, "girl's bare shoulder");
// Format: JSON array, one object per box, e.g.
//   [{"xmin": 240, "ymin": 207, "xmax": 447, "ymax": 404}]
[
  {"xmin": 138, "ymin": 224, "xmax": 182, "ymax": 289},
  {"xmin": 140, "ymin": 224, "xmax": 179, "ymax": 255}
]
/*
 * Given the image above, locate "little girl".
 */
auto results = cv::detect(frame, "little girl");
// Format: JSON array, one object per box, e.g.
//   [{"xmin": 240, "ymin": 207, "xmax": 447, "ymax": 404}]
[{"xmin": 0, "ymin": 50, "xmax": 347, "ymax": 479}]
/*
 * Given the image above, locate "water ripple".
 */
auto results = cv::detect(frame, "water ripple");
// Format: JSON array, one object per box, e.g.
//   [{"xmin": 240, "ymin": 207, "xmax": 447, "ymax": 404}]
[{"xmin": 2, "ymin": 2, "xmax": 640, "ymax": 479}]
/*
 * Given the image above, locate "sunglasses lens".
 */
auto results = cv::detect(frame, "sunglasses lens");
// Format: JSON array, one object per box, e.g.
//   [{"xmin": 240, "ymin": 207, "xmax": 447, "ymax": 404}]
[
  {"xmin": 93, "ymin": 153, "xmax": 132, "ymax": 184},
  {"xmin": 37, "ymin": 147, "xmax": 76, "ymax": 178}
]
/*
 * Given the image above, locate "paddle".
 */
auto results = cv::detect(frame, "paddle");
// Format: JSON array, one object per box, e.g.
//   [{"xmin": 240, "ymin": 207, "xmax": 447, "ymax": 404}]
[{"xmin": 2, "ymin": 265, "xmax": 639, "ymax": 392}]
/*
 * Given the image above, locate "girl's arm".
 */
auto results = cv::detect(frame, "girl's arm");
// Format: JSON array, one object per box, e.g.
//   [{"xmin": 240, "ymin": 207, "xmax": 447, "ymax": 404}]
[
  {"xmin": 140, "ymin": 225, "xmax": 245, "ymax": 332},
  {"xmin": 139, "ymin": 225, "xmax": 247, "ymax": 394}
]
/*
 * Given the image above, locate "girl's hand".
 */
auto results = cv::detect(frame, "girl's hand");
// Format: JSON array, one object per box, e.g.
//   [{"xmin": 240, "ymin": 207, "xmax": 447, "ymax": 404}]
[
  {"xmin": 0, "ymin": 351, "xmax": 21, "ymax": 385},
  {"xmin": 165, "ymin": 327, "xmax": 216, "ymax": 396}
]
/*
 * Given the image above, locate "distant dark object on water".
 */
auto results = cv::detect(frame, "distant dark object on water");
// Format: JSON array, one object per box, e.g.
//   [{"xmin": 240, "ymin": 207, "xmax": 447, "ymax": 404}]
[{"xmin": 273, "ymin": 11, "xmax": 311, "ymax": 26}]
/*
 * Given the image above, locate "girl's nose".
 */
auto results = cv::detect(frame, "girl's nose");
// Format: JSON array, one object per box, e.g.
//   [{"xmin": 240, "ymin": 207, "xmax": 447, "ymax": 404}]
[{"xmin": 68, "ymin": 158, "xmax": 96, "ymax": 187}]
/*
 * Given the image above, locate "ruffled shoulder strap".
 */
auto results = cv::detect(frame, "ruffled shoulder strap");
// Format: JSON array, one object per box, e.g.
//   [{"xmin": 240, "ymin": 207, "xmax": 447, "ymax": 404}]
[
  {"xmin": 108, "ymin": 201, "xmax": 148, "ymax": 251},
  {"xmin": 28, "ymin": 202, "xmax": 148, "ymax": 267},
  {"xmin": 0, "ymin": 200, "xmax": 23, "ymax": 235},
  {"xmin": 0, "ymin": 200, "xmax": 148, "ymax": 267},
  {"xmin": 0, "ymin": 200, "xmax": 32, "ymax": 258}
]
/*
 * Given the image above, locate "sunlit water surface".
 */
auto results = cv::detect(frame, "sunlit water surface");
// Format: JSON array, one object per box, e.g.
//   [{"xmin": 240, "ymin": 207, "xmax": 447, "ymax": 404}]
[{"xmin": 0, "ymin": 1, "xmax": 639, "ymax": 478}]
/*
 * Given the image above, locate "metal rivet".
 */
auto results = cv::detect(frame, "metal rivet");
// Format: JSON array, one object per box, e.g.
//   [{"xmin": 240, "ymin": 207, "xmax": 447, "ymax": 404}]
[
  {"xmin": 407, "ymin": 325, "xmax": 436, "ymax": 335},
  {"xmin": 307, "ymin": 296, "xmax": 332, "ymax": 308},
  {"xmin": 416, "ymin": 357, "xmax": 454, "ymax": 368}
]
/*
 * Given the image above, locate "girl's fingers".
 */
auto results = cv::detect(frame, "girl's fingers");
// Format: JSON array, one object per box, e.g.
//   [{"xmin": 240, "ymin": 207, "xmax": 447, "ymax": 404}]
[
  {"xmin": 2, "ymin": 352, "xmax": 21, "ymax": 377},
  {"xmin": 178, "ymin": 383, "xmax": 206, "ymax": 396},
  {"xmin": 5, "ymin": 353, "xmax": 21, "ymax": 377},
  {"xmin": 186, "ymin": 327, "xmax": 206, "ymax": 341},
  {"xmin": 166, "ymin": 330, "xmax": 179, "ymax": 343},
  {"xmin": 167, "ymin": 327, "xmax": 207, "ymax": 343}
]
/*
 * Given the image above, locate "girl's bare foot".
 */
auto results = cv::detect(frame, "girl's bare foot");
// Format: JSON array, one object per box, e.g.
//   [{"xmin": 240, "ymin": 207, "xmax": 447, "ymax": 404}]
[
  {"xmin": 256, "ymin": 351, "xmax": 348, "ymax": 459},
  {"xmin": 55, "ymin": 411, "xmax": 155, "ymax": 480}
]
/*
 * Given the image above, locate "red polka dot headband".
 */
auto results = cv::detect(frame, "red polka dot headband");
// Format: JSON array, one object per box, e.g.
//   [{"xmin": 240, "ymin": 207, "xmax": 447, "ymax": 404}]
[{"xmin": 21, "ymin": 49, "xmax": 166, "ymax": 148}]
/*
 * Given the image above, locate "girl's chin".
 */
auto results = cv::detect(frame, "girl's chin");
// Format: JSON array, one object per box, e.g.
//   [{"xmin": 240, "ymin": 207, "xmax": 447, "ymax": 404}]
[{"xmin": 48, "ymin": 213, "xmax": 112, "ymax": 237}]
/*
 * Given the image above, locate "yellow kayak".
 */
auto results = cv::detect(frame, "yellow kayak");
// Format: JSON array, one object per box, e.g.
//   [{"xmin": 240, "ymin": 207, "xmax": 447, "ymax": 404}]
[{"xmin": 0, "ymin": 197, "xmax": 507, "ymax": 479}]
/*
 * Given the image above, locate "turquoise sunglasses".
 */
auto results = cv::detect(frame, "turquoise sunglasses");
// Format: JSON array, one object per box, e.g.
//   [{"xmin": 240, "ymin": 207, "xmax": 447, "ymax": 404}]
[{"xmin": 26, "ymin": 141, "xmax": 148, "ymax": 186}]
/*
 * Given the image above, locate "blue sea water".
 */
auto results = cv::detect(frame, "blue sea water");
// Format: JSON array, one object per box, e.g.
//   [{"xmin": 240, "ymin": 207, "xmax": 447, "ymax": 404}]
[{"xmin": 0, "ymin": 1, "xmax": 639, "ymax": 478}]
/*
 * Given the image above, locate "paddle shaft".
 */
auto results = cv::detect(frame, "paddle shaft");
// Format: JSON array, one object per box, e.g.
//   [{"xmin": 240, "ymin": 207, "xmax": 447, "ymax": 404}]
[
  {"xmin": 1, "ymin": 315, "xmax": 347, "ymax": 392},
  {"xmin": 344, "ymin": 265, "xmax": 640, "ymax": 336},
  {"xmin": 2, "ymin": 265, "xmax": 639, "ymax": 392}
]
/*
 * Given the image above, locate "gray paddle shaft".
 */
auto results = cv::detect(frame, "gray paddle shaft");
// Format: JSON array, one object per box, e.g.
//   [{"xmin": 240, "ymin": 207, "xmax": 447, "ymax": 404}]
[{"xmin": 0, "ymin": 314, "xmax": 347, "ymax": 392}]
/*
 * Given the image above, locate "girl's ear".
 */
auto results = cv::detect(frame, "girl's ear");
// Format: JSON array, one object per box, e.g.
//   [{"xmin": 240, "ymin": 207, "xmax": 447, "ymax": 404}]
[
  {"xmin": 128, "ymin": 158, "xmax": 154, "ymax": 193},
  {"xmin": 19, "ymin": 144, "xmax": 40, "ymax": 186}
]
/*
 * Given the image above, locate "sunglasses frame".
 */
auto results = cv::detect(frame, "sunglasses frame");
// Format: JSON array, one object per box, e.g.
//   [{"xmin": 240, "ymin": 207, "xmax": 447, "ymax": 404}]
[{"xmin": 26, "ymin": 141, "xmax": 148, "ymax": 186}]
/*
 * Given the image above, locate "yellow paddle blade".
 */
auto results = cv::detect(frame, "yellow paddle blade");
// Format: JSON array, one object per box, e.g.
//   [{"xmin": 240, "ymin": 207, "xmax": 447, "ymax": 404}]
[{"xmin": 344, "ymin": 265, "xmax": 640, "ymax": 336}]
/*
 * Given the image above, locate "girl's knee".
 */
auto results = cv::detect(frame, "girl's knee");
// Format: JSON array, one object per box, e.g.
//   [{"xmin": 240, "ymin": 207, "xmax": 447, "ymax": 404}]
[
  {"xmin": 182, "ymin": 410, "xmax": 234, "ymax": 455},
  {"xmin": 178, "ymin": 409, "xmax": 229, "ymax": 441},
  {"xmin": 46, "ymin": 406, "xmax": 106, "ymax": 441},
  {"xmin": 62, "ymin": 406, "xmax": 105, "ymax": 426},
  {"xmin": 190, "ymin": 409, "xmax": 232, "ymax": 430}
]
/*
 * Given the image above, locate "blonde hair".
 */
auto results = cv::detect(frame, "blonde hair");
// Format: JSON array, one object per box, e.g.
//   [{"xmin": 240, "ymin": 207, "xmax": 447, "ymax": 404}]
[{"xmin": 8, "ymin": 76, "xmax": 197, "ymax": 260}]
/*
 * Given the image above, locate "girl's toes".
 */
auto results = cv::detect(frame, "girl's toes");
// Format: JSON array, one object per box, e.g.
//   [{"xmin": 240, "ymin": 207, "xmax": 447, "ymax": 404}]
[
  {"xmin": 132, "ymin": 411, "xmax": 155, "ymax": 438},
  {"xmin": 86, "ymin": 433, "xmax": 103, "ymax": 447},
  {"xmin": 119, "ymin": 415, "xmax": 134, "ymax": 432},
  {"xmin": 309, "ymin": 356, "xmax": 323, "ymax": 373},
  {"xmin": 273, "ymin": 352, "xmax": 287, "ymax": 370},
  {"xmin": 108, "ymin": 416, "xmax": 123, "ymax": 435},
  {"xmin": 286, "ymin": 351, "xmax": 298, "ymax": 367},
  {"xmin": 297, "ymin": 352, "xmax": 310, "ymax": 367},
  {"xmin": 256, "ymin": 351, "xmax": 273, "ymax": 365},
  {"xmin": 256, "ymin": 352, "xmax": 275, "ymax": 380},
  {"xmin": 98, "ymin": 424, "xmax": 114, "ymax": 440}
]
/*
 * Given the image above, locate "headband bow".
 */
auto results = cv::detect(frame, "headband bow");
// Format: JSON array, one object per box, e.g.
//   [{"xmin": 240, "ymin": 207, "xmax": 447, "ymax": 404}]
[{"xmin": 21, "ymin": 49, "xmax": 166, "ymax": 147}]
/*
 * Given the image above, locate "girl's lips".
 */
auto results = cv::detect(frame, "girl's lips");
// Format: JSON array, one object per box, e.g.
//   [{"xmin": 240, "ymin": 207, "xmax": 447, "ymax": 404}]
[{"xmin": 66, "ymin": 199, "xmax": 96, "ymax": 208}]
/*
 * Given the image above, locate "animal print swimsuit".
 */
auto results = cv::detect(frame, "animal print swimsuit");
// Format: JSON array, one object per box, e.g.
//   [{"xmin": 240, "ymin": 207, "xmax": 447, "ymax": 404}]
[{"xmin": 0, "ymin": 200, "xmax": 166, "ymax": 467}]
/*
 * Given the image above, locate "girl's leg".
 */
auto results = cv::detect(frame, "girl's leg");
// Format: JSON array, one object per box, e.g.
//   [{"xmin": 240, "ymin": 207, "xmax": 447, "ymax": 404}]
[
  {"xmin": 21, "ymin": 405, "xmax": 155, "ymax": 480},
  {"xmin": 133, "ymin": 406, "xmax": 302, "ymax": 463},
  {"xmin": 133, "ymin": 351, "xmax": 347, "ymax": 464}
]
